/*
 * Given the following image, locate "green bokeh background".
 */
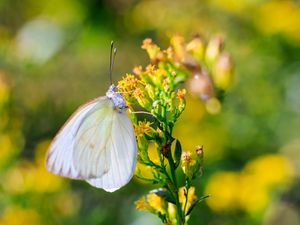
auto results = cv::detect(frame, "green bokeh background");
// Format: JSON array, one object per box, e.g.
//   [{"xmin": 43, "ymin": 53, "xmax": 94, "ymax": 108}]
[{"xmin": 1, "ymin": 0, "xmax": 300, "ymax": 225}]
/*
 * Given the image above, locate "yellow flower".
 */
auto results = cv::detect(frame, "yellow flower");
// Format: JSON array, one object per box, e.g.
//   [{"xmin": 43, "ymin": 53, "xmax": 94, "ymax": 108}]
[
  {"xmin": 186, "ymin": 35, "xmax": 206, "ymax": 61},
  {"xmin": 133, "ymin": 65, "xmax": 143, "ymax": 75},
  {"xmin": 145, "ymin": 64, "xmax": 156, "ymax": 74},
  {"xmin": 179, "ymin": 186, "xmax": 197, "ymax": 203},
  {"xmin": 205, "ymin": 35, "xmax": 224, "ymax": 65},
  {"xmin": 133, "ymin": 88, "xmax": 151, "ymax": 109},
  {"xmin": 212, "ymin": 52, "xmax": 234, "ymax": 90},
  {"xmin": 181, "ymin": 151, "xmax": 197, "ymax": 166},
  {"xmin": 147, "ymin": 193, "xmax": 166, "ymax": 214},
  {"xmin": 176, "ymin": 89, "xmax": 187, "ymax": 101},
  {"xmin": 178, "ymin": 186, "xmax": 197, "ymax": 211},
  {"xmin": 135, "ymin": 196, "xmax": 152, "ymax": 212},
  {"xmin": 118, "ymin": 73, "xmax": 139, "ymax": 92},
  {"xmin": 162, "ymin": 79, "xmax": 169, "ymax": 91},
  {"xmin": 135, "ymin": 121, "xmax": 155, "ymax": 138},
  {"xmin": 181, "ymin": 151, "xmax": 197, "ymax": 179},
  {"xmin": 141, "ymin": 38, "xmax": 153, "ymax": 49},
  {"xmin": 142, "ymin": 39, "xmax": 161, "ymax": 60}
]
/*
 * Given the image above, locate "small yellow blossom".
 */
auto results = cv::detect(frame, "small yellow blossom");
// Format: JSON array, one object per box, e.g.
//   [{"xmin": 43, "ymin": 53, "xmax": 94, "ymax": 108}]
[
  {"xmin": 176, "ymin": 89, "xmax": 187, "ymax": 101},
  {"xmin": 133, "ymin": 88, "xmax": 151, "ymax": 109},
  {"xmin": 147, "ymin": 193, "xmax": 166, "ymax": 214},
  {"xmin": 146, "ymin": 64, "xmax": 156, "ymax": 74},
  {"xmin": 135, "ymin": 121, "xmax": 155, "ymax": 138},
  {"xmin": 186, "ymin": 35, "xmax": 206, "ymax": 61},
  {"xmin": 179, "ymin": 186, "xmax": 197, "ymax": 211},
  {"xmin": 142, "ymin": 39, "xmax": 161, "ymax": 60},
  {"xmin": 141, "ymin": 38, "xmax": 153, "ymax": 49},
  {"xmin": 162, "ymin": 79, "xmax": 169, "ymax": 91},
  {"xmin": 181, "ymin": 151, "xmax": 193, "ymax": 166},
  {"xmin": 135, "ymin": 196, "xmax": 152, "ymax": 212},
  {"xmin": 133, "ymin": 87, "xmax": 144, "ymax": 99},
  {"xmin": 133, "ymin": 65, "xmax": 143, "ymax": 75},
  {"xmin": 118, "ymin": 73, "xmax": 139, "ymax": 92},
  {"xmin": 181, "ymin": 151, "xmax": 198, "ymax": 179},
  {"xmin": 164, "ymin": 47, "xmax": 174, "ymax": 59}
]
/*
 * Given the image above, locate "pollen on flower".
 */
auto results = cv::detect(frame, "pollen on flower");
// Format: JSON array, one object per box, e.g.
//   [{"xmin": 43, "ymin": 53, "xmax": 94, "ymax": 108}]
[
  {"xmin": 118, "ymin": 74, "xmax": 139, "ymax": 91},
  {"xmin": 133, "ymin": 88, "xmax": 144, "ymax": 99},
  {"xmin": 176, "ymin": 89, "xmax": 187, "ymax": 100}
]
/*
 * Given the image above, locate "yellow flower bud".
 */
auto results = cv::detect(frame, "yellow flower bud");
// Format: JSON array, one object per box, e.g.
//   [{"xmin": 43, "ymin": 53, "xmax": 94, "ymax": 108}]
[
  {"xmin": 181, "ymin": 151, "xmax": 197, "ymax": 178},
  {"xmin": 187, "ymin": 35, "xmax": 206, "ymax": 62},
  {"xmin": 205, "ymin": 35, "xmax": 224, "ymax": 65},
  {"xmin": 170, "ymin": 35, "xmax": 186, "ymax": 61},
  {"xmin": 213, "ymin": 53, "xmax": 234, "ymax": 90},
  {"xmin": 142, "ymin": 38, "xmax": 161, "ymax": 61}
]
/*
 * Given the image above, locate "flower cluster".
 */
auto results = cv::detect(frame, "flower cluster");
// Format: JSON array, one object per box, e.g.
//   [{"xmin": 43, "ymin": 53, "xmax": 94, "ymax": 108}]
[{"xmin": 118, "ymin": 36, "xmax": 233, "ymax": 225}]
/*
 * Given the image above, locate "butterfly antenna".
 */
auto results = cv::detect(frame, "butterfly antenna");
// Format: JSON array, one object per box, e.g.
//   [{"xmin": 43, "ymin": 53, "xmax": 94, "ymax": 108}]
[{"xmin": 109, "ymin": 41, "xmax": 117, "ymax": 85}]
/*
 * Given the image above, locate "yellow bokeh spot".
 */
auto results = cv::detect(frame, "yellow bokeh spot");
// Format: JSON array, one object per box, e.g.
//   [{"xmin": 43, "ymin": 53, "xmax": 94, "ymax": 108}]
[
  {"xmin": 0, "ymin": 135, "xmax": 14, "ymax": 168},
  {"xmin": 243, "ymin": 154, "xmax": 294, "ymax": 188},
  {"xmin": 205, "ymin": 154, "xmax": 294, "ymax": 214},
  {"xmin": 0, "ymin": 206, "xmax": 41, "ymax": 225},
  {"xmin": 53, "ymin": 191, "xmax": 80, "ymax": 216},
  {"xmin": 0, "ymin": 71, "xmax": 9, "ymax": 105},
  {"xmin": 2, "ymin": 159, "xmax": 64, "ymax": 194},
  {"xmin": 255, "ymin": 1, "xmax": 300, "ymax": 41},
  {"xmin": 205, "ymin": 171, "xmax": 240, "ymax": 212},
  {"xmin": 205, "ymin": 97, "xmax": 221, "ymax": 114}
]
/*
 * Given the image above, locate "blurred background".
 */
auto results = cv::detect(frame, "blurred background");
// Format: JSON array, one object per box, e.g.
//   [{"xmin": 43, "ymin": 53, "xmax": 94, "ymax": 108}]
[{"xmin": 1, "ymin": 0, "xmax": 300, "ymax": 224}]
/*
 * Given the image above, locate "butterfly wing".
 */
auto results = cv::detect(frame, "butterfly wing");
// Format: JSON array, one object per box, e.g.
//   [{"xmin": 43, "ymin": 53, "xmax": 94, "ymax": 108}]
[
  {"xmin": 47, "ymin": 96, "xmax": 137, "ymax": 192},
  {"xmin": 46, "ymin": 97, "xmax": 105, "ymax": 179},
  {"xmin": 73, "ymin": 98, "xmax": 114, "ymax": 179},
  {"xmin": 87, "ymin": 110, "xmax": 137, "ymax": 192}
]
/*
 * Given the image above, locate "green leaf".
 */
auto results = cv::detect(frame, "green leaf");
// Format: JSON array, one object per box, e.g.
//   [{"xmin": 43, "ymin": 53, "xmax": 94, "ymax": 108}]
[
  {"xmin": 150, "ymin": 188, "xmax": 176, "ymax": 204},
  {"xmin": 185, "ymin": 195, "xmax": 210, "ymax": 216},
  {"xmin": 174, "ymin": 139, "xmax": 182, "ymax": 168}
]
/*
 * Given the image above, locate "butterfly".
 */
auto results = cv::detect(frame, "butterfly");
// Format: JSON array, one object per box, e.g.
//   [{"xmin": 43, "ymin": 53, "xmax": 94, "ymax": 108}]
[{"xmin": 46, "ymin": 43, "xmax": 137, "ymax": 192}]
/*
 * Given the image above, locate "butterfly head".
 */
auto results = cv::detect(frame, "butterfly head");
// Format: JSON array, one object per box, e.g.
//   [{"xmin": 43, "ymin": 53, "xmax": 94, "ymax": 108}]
[{"xmin": 106, "ymin": 85, "xmax": 127, "ymax": 112}]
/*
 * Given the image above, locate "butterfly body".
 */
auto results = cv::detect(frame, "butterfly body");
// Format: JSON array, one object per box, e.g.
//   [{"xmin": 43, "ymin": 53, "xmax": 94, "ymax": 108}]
[{"xmin": 46, "ymin": 85, "xmax": 137, "ymax": 192}]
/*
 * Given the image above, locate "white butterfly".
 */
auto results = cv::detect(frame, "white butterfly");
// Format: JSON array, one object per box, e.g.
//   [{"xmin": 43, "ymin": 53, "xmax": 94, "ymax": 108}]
[{"xmin": 46, "ymin": 84, "xmax": 137, "ymax": 192}]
